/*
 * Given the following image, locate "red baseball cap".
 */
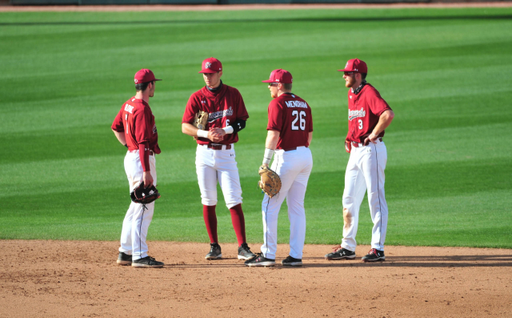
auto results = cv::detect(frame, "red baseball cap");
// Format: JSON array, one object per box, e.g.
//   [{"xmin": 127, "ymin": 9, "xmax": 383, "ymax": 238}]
[
  {"xmin": 338, "ymin": 59, "xmax": 368, "ymax": 73},
  {"xmin": 199, "ymin": 57, "xmax": 222, "ymax": 74},
  {"xmin": 262, "ymin": 69, "xmax": 293, "ymax": 84},
  {"xmin": 134, "ymin": 69, "xmax": 161, "ymax": 84}
]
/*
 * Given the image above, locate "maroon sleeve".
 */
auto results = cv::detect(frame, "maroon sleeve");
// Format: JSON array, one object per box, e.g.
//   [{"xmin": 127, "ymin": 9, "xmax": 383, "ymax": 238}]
[
  {"xmin": 134, "ymin": 107, "xmax": 152, "ymax": 172},
  {"xmin": 182, "ymin": 92, "xmax": 200, "ymax": 124},
  {"xmin": 111, "ymin": 106, "xmax": 124, "ymax": 132},
  {"xmin": 307, "ymin": 102, "xmax": 313, "ymax": 133},
  {"xmin": 368, "ymin": 86, "xmax": 391, "ymax": 116},
  {"xmin": 266, "ymin": 99, "xmax": 282, "ymax": 131},
  {"xmin": 138, "ymin": 143, "xmax": 150, "ymax": 172}
]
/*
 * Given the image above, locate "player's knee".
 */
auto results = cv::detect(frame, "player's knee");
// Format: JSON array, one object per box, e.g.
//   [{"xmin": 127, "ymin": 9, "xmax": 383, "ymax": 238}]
[
  {"xmin": 202, "ymin": 198, "xmax": 218, "ymax": 206},
  {"xmin": 343, "ymin": 208, "xmax": 352, "ymax": 229}
]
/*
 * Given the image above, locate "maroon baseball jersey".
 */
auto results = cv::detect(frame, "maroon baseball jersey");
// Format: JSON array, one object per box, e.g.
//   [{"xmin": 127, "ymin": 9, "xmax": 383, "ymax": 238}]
[
  {"xmin": 346, "ymin": 84, "xmax": 391, "ymax": 143},
  {"xmin": 267, "ymin": 93, "xmax": 313, "ymax": 150},
  {"xmin": 182, "ymin": 84, "xmax": 249, "ymax": 145},
  {"xmin": 112, "ymin": 97, "xmax": 161, "ymax": 170}
]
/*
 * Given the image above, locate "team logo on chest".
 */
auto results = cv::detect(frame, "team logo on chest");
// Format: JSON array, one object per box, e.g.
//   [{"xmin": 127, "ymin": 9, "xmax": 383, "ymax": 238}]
[
  {"xmin": 348, "ymin": 107, "xmax": 366, "ymax": 121},
  {"xmin": 209, "ymin": 106, "xmax": 234, "ymax": 121}
]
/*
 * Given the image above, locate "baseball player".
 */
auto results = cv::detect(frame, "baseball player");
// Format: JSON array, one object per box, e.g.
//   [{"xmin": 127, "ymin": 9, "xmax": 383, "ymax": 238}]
[
  {"xmin": 325, "ymin": 59, "xmax": 394, "ymax": 262},
  {"xmin": 245, "ymin": 69, "xmax": 313, "ymax": 267},
  {"xmin": 111, "ymin": 69, "xmax": 164, "ymax": 268},
  {"xmin": 181, "ymin": 57, "xmax": 256, "ymax": 261}
]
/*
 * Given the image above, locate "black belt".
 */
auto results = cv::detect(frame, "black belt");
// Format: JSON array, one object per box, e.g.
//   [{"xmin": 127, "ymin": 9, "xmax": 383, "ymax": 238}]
[
  {"xmin": 352, "ymin": 138, "xmax": 382, "ymax": 148},
  {"xmin": 282, "ymin": 146, "xmax": 307, "ymax": 152},
  {"xmin": 208, "ymin": 144, "xmax": 231, "ymax": 150}
]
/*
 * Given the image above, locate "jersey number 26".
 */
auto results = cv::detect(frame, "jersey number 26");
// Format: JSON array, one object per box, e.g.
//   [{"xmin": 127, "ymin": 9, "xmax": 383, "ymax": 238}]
[{"xmin": 291, "ymin": 110, "xmax": 307, "ymax": 131}]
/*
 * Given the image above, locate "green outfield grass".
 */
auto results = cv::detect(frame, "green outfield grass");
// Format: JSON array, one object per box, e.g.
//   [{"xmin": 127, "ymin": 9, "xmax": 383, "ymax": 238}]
[{"xmin": 1, "ymin": 7, "xmax": 511, "ymax": 248}]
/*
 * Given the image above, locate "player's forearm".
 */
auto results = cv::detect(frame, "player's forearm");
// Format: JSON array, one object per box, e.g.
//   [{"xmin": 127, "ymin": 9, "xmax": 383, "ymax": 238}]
[
  {"xmin": 371, "ymin": 110, "xmax": 395, "ymax": 136},
  {"xmin": 112, "ymin": 129, "xmax": 127, "ymax": 147},
  {"xmin": 262, "ymin": 130, "xmax": 280, "ymax": 165},
  {"xmin": 308, "ymin": 132, "xmax": 313, "ymax": 145},
  {"xmin": 265, "ymin": 130, "xmax": 280, "ymax": 150},
  {"xmin": 182, "ymin": 123, "xmax": 203, "ymax": 138}
]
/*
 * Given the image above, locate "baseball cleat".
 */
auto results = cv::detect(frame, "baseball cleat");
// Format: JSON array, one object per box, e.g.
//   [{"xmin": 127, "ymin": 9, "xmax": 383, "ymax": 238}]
[
  {"xmin": 132, "ymin": 256, "xmax": 164, "ymax": 268},
  {"xmin": 205, "ymin": 243, "xmax": 222, "ymax": 260},
  {"xmin": 362, "ymin": 248, "xmax": 385, "ymax": 262},
  {"xmin": 116, "ymin": 252, "xmax": 132, "ymax": 265},
  {"xmin": 325, "ymin": 246, "xmax": 356, "ymax": 260},
  {"xmin": 237, "ymin": 243, "xmax": 256, "ymax": 260},
  {"xmin": 281, "ymin": 255, "xmax": 302, "ymax": 266},
  {"xmin": 245, "ymin": 254, "xmax": 276, "ymax": 267}
]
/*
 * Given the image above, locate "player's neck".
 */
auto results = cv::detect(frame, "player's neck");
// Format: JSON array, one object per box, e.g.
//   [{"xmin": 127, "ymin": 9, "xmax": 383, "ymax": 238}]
[
  {"xmin": 277, "ymin": 90, "xmax": 291, "ymax": 97},
  {"xmin": 135, "ymin": 91, "xmax": 149, "ymax": 103}
]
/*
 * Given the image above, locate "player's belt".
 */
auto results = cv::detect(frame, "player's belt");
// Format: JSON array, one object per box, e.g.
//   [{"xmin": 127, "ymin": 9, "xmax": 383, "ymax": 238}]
[
  {"xmin": 207, "ymin": 143, "xmax": 232, "ymax": 150},
  {"xmin": 352, "ymin": 137, "xmax": 382, "ymax": 148}
]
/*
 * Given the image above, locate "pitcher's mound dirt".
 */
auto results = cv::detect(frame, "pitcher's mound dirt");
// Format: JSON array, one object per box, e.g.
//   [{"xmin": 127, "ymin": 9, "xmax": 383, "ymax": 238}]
[{"xmin": 1, "ymin": 240, "xmax": 511, "ymax": 317}]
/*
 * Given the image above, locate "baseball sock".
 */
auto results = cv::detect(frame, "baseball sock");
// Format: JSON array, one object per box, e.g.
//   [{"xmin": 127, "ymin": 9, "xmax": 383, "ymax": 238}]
[
  {"xmin": 203, "ymin": 205, "xmax": 218, "ymax": 244},
  {"xmin": 229, "ymin": 204, "xmax": 246, "ymax": 246}
]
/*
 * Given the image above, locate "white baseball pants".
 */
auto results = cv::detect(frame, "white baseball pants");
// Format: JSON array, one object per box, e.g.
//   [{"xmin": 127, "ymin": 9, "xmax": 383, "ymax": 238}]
[
  {"xmin": 341, "ymin": 139, "xmax": 388, "ymax": 252},
  {"xmin": 119, "ymin": 151, "xmax": 157, "ymax": 261},
  {"xmin": 260, "ymin": 146, "xmax": 313, "ymax": 260},
  {"xmin": 196, "ymin": 144, "xmax": 243, "ymax": 209}
]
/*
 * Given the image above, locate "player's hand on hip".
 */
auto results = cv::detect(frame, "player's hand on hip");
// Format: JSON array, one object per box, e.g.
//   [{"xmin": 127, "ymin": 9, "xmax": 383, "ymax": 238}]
[
  {"xmin": 364, "ymin": 133, "xmax": 379, "ymax": 146},
  {"xmin": 142, "ymin": 171, "xmax": 154, "ymax": 188}
]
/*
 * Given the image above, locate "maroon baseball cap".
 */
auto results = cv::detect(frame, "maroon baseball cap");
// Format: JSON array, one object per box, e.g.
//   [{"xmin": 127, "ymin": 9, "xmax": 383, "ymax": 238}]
[
  {"xmin": 262, "ymin": 69, "xmax": 293, "ymax": 84},
  {"xmin": 338, "ymin": 59, "xmax": 368, "ymax": 73},
  {"xmin": 199, "ymin": 57, "xmax": 222, "ymax": 74},
  {"xmin": 134, "ymin": 69, "xmax": 162, "ymax": 84}
]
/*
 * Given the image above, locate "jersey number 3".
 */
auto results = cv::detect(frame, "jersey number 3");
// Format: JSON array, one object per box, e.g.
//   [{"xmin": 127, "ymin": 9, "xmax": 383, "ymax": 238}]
[{"xmin": 291, "ymin": 110, "xmax": 307, "ymax": 131}]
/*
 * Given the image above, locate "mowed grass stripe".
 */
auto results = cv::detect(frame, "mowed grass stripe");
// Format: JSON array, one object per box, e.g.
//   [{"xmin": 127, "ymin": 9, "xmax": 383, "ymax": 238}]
[{"xmin": 1, "ymin": 8, "xmax": 511, "ymax": 248}]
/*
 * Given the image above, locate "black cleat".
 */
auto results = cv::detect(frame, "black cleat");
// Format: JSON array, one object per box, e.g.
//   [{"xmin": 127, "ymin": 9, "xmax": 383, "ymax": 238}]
[
  {"xmin": 362, "ymin": 248, "xmax": 385, "ymax": 262},
  {"xmin": 281, "ymin": 255, "xmax": 302, "ymax": 266},
  {"xmin": 205, "ymin": 243, "xmax": 222, "ymax": 260},
  {"xmin": 132, "ymin": 256, "xmax": 164, "ymax": 268},
  {"xmin": 238, "ymin": 243, "xmax": 256, "ymax": 260},
  {"xmin": 117, "ymin": 252, "xmax": 132, "ymax": 265},
  {"xmin": 245, "ymin": 253, "xmax": 276, "ymax": 267},
  {"xmin": 325, "ymin": 247, "xmax": 356, "ymax": 260}
]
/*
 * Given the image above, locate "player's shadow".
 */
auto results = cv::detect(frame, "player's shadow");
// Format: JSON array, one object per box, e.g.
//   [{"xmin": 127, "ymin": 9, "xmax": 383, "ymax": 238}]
[{"xmin": 301, "ymin": 254, "xmax": 512, "ymax": 268}]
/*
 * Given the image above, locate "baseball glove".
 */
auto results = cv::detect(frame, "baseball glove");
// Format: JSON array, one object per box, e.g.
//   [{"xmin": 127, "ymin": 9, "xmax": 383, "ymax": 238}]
[
  {"xmin": 193, "ymin": 110, "xmax": 209, "ymax": 130},
  {"xmin": 258, "ymin": 165, "xmax": 281, "ymax": 198},
  {"xmin": 130, "ymin": 182, "xmax": 161, "ymax": 204}
]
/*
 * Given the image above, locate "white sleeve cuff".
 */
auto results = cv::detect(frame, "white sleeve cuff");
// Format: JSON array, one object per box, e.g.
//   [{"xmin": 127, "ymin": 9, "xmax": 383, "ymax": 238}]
[
  {"xmin": 223, "ymin": 126, "xmax": 234, "ymax": 134},
  {"xmin": 262, "ymin": 148, "xmax": 275, "ymax": 165},
  {"xmin": 197, "ymin": 130, "xmax": 209, "ymax": 138}
]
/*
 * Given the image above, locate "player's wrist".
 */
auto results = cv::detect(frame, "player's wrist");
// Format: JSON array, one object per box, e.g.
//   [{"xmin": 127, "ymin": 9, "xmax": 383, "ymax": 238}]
[
  {"xmin": 262, "ymin": 148, "xmax": 275, "ymax": 165},
  {"xmin": 197, "ymin": 130, "xmax": 209, "ymax": 138},
  {"xmin": 223, "ymin": 126, "xmax": 234, "ymax": 134}
]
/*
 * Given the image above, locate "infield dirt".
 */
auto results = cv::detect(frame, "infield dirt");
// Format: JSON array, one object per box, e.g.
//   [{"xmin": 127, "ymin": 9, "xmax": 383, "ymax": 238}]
[{"xmin": 1, "ymin": 240, "xmax": 511, "ymax": 317}]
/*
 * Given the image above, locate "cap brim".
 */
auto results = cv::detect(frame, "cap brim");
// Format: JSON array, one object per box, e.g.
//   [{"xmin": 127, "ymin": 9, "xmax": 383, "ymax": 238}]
[
  {"xmin": 261, "ymin": 79, "xmax": 274, "ymax": 83},
  {"xmin": 154, "ymin": 78, "xmax": 162, "ymax": 81},
  {"xmin": 199, "ymin": 70, "xmax": 218, "ymax": 74},
  {"xmin": 338, "ymin": 69, "xmax": 351, "ymax": 72}
]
